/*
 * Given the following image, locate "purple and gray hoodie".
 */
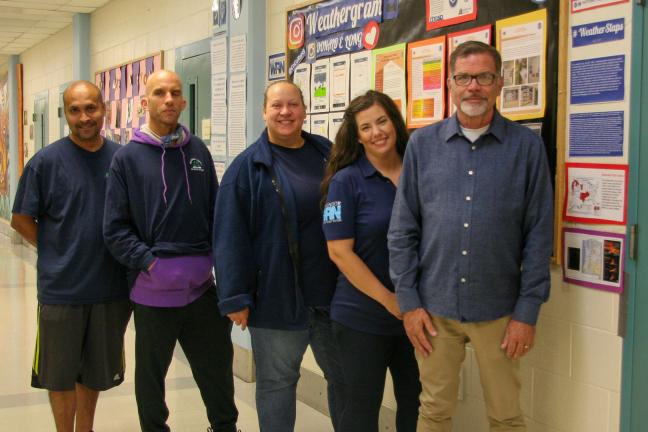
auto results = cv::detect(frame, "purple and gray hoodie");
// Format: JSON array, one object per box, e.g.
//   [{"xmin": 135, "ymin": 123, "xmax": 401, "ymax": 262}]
[{"xmin": 103, "ymin": 124, "xmax": 218, "ymax": 307}]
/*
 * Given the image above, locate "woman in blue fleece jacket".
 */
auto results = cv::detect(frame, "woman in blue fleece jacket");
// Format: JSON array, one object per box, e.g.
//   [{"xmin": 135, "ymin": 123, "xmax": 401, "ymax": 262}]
[{"xmin": 213, "ymin": 80, "xmax": 344, "ymax": 432}]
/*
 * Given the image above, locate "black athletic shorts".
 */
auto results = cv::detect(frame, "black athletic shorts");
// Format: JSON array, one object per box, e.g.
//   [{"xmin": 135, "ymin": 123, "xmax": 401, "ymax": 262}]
[{"xmin": 31, "ymin": 300, "xmax": 132, "ymax": 391}]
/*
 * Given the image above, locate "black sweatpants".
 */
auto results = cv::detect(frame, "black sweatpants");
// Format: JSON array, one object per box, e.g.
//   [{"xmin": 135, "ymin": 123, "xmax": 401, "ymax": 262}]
[{"xmin": 133, "ymin": 287, "xmax": 238, "ymax": 432}]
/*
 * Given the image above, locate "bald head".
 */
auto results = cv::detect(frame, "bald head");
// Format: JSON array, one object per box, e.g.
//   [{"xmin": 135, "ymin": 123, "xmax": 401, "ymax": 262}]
[
  {"xmin": 145, "ymin": 70, "xmax": 182, "ymax": 97},
  {"xmin": 142, "ymin": 69, "xmax": 186, "ymax": 135},
  {"xmin": 62, "ymin": 80, "xmax": 106, "ymax": 148},
  {"xmin": 63, "ymin": 81, "xmax": 103, "ymax": 110}
]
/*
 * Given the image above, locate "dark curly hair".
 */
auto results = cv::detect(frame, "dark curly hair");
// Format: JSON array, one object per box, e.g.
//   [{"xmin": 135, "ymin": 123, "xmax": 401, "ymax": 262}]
[{"xmin": 321, "ymin": 90, "xmax": 408, "ymax": 207}]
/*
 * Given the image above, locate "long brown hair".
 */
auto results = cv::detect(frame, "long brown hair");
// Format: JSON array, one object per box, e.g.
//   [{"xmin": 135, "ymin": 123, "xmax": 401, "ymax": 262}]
[{"xmin": 321, "ymin": 90, "xmax": 409, "ymax": 207}]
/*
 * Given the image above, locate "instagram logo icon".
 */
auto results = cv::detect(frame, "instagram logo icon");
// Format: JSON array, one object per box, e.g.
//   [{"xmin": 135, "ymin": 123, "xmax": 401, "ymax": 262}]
[{"xmin": 288, "ymin": 14, "xmax": 305, "ymax": 49}]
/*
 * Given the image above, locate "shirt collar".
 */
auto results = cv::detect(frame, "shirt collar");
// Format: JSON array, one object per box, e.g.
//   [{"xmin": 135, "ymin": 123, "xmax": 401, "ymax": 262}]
[
  {"xmin": 357, "ymin": 152, "xmax": 379, "ymax": 179},
  {"xmin": 443, "ymin": 110, "xmax": 507, "ymax": 144}
]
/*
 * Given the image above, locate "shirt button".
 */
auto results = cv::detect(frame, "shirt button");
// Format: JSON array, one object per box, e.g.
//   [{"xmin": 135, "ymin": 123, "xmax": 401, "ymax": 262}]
[
  {"xmin": 462, "ymin": 250, "xmax": 468, "ymax": 256},
  {"xmin": 471, "ymin": 145, "xmax": 476, "ymax": 150},
  {"xmin": 468, "ymin": 170, "xmax": 474, "ymax": 175},
  {"xmin": 464, "ymin": 223, "xmax": 469, "ymax": 228},
  {"xmin": 460, "ymin": 277, "xmax": 466, "ymax": 283},
  {"xmin": 465, "ymin": 196, "xmax": 471, "ymax": 201}
]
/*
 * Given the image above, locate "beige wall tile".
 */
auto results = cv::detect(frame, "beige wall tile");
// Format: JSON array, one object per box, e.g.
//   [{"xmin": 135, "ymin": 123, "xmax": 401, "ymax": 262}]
[{"xmin": 572, "ymin": 325, "xmax": 622, "ymax": 392}]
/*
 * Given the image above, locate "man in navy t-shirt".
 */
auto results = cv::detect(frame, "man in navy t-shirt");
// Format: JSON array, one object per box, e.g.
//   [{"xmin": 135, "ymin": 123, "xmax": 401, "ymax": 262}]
[{"xmin": 11, "ymin": 81, "xmax": 130, "ymax": 432}]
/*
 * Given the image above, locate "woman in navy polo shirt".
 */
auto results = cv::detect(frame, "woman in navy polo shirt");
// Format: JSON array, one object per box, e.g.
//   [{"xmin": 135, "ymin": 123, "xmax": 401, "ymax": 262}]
[{"xmin": 322, "ymin": 90, "xmax": 420, "ymax": 432}]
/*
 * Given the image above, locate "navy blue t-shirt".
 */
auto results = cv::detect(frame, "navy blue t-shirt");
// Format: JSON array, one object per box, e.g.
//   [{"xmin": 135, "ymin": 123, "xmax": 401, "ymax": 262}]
[
  {"xmin": 271, "ymin": 140, "xmax": 337, "ymax": 306},
  {"xmin": 12, "ymin": 137, "xmax": 128, "ymax": 304},
  {"xmin": 322, "ymin": 154, "xmax": 403, "ymax": 335}
]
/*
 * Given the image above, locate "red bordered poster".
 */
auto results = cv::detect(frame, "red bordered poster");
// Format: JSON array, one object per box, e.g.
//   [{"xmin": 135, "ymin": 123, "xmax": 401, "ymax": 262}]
[
  {"xmin": 563, "ymin": 162, "xmax": 629, "ymax": 225},
  {"xmin": 426, "ymin": 0, "xmax": 477, "ymax": 31},
  {"xmin": 571, "ymin": 0, "xmax": 629, "ymax": 14}
]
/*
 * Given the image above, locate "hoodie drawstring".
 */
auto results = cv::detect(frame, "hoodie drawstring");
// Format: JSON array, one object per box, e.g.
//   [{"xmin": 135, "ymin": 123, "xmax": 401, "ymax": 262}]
[
  {"xmin": 160, "ymin": 145, "xmax": 169, "ymax": 205},
  {"xmin": 179, "ymin": 147, "xmax": 193, "ymax": 204}
]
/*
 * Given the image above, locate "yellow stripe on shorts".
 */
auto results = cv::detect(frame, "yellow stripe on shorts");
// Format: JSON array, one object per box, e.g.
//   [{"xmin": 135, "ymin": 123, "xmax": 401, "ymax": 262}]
[{"xmin": 32, "ymin": 304, "xmax": 41, "ymax": 375}]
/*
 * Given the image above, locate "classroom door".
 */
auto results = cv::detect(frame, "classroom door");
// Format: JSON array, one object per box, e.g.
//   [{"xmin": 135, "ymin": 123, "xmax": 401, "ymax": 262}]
[
  {"xmin": 178, "ymin": 47, "xmax": 211, "ymax": 146},
  {"xmin": 621, "ymin": 4, "xmax": 648, "ymax": 431},
  {"xmin": 33, "ymin": 93, "xmax": 48, "ymax": 152}
]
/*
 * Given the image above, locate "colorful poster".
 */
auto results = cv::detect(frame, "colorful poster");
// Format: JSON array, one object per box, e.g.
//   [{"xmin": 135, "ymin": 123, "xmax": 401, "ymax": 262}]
[
  {"xmin": 425, "ymin": 0, "xmax": 477, "ymax": 31},
  {"xmin": 407, "ymin": 36, "xmax": 446, "ymax": 128},
  {"xmin": 569, "ymin": 111, "xmax": 623, "ymax": 157},
  {"xmin": 496, "ymin": 9, "xmax": 547, "ymax": 121},
  {"xmin": 0, "ymin": 72, "xmax": 9, "ymax": 220},
  {"xmin": 571, "ymin": 0, "xmax": 629, "ymax": 14},
  {"xmin": 447, "ymin": 25, "xmax": 492, "ymax": 117},
  {"xmin": 563, "ymin": 162, "xmax": 628, "ymax": 225},
  {"xmin": 372, "ymin": 43, "xmax": 407, "ymax": 120},
  {"xmin": 287, "ymin": 0, "xmax": 383, "ymax": 70},
  {"xmin": 95, "ymin": 53, "xmax": 162, "ymax": 144},
  {"xmin": 563, "ymin": 228, "xmax": 625, "ymax": 293}
]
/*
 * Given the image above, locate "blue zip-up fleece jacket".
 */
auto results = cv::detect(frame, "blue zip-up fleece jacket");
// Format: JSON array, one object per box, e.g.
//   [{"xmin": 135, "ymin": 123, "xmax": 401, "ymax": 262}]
[
  {"xmin": 103, "ymin": 125, "xmax": 218, "ymax": 307},
  {"xmin": 213, "ymin": 129, "xmax": 337, "ymax": 330}
]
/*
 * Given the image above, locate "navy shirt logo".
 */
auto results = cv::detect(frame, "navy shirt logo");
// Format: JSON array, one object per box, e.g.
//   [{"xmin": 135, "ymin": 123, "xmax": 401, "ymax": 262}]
[
  {"xmin": 323, "ymin": 201, "xmax": 342, "ymax": 224},
  {"xmin": 189, "ymin": 158, "xmax": 205, "ymax": 172}
]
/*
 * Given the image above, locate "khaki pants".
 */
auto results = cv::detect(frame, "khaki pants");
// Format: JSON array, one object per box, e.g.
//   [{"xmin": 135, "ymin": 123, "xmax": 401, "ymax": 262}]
[{"xmin": 416, "ymin": 315, "xmax": 525, "ymax": 432}]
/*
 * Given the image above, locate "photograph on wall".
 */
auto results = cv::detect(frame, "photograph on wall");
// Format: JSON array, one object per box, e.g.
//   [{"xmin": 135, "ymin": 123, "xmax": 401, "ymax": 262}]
[
  {"xmin": 407, "ymin": 36, "xmax": 446, "ymax": 128},
  {"xmin": 571, "ymin": 0, "xmax": 629, "ymax": 14},
  {"xmin": 372, "ymin": 43, "xmax": 407, "ymax": 120},
  {"xmin": 563, "ymin": 162, "xmax": 628, "ymax": 225},
  {"xmin": 562, "ymin": 227, "xmax": 625, "ymax": 293},
  {"xmin": 425, "ymin": 0, "xmax": 477, "ymax": 31},
  {"xmin": 95, "ymin": 52, "xmax": 162, "ymax": 144},
  {"xmin": 350, "ymin": 50, "xmax": 372, "ymax": 100},
  {"xmin": 268, "ymin": 52, "xmax": 286, "ymax": 81},
  {"xmin": 447, "ymin": 25, "xmax": 492, "ymax": 117},
  {"xmin": 496, "ymin": 9, "xmax": 547, "ymax": 121}
]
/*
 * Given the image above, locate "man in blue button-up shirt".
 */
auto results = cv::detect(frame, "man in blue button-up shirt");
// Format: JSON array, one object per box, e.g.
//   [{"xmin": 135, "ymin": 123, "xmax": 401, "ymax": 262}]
[{"xmin": 388, "ymin": 41, "xmax": 553, "ymax": 431}]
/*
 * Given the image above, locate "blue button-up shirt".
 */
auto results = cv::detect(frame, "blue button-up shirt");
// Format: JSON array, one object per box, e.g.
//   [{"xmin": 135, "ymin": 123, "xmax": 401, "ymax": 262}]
[{"xmin": 388, "ymin": 111, "xmax": 553, "ymax": 325}]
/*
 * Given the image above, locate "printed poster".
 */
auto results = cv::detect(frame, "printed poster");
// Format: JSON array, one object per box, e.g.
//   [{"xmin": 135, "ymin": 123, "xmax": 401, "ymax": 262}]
[
  {"xmin": 569, "ymin": 111, "xmax": 623, "ymax": 158},
  {"xmin": 407, "ymin": 36, "xmax": 446, "ymax": 128},
  {"xmin": 496, "ymin": 9, "xmax": 547, "ymax": 121},
  {"xmin": 563, "ymin": 162, "xmax": 628, "ymax": 225},
  {"xmin": 330, "ymin": 54, "xmax": 350, "ymax": 111},
  {"xmin": 426, "ymin": 0, "xmax": 477, "ymax": 31},
  {"xmin": 293, "ymin": 63, "xmax": 311, "ymax": 113},
  {"xmin": 372, "ymin": 43, "xmax": 407, "ymax": 120},
  {"xmin": 571, "ymin": 0, "xmax": 629, "ymax": 14},
  {"xmin": 563, "ymin": 228, "xmax": 625, "ymax": 293},
  {"xmin": 311, "ymin": 58, "xmax": 330, "ymax": 113},
  {"xmin": 570, "ymin": 55, "xmax": 625, "ymax": 104},
  {"xmin": 268, "ymin": 53, "xmax": 286, "ymax": 81},
  {"xmin": 350, "ymin": 50, "xmax": 372, "ymax": 100},
  {"xmin": 447, "ymin": 25, "xmax": 492, "ymax": 117}
]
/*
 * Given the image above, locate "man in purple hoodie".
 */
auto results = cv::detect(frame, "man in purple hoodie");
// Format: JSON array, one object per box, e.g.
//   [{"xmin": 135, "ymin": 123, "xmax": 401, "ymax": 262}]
[{"xmin": 103, "ymin": 70, "xmax": 238, "ymax": 432}]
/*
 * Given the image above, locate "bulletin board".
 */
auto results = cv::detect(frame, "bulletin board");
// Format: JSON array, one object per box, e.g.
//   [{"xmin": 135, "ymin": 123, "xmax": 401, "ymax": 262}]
[
  {"xmin": 94, "ymin": 52, "xmax": 163, "ymax": 145},
  {"xmin": 285, "ymin": 0, "xmax": 562, "ymax": 258}
]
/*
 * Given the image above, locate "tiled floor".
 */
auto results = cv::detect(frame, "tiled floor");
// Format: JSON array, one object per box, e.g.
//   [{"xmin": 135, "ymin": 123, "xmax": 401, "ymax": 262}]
[{"xmin": 0, "ymin": 235, "xmax": 334, "ymax": 431}]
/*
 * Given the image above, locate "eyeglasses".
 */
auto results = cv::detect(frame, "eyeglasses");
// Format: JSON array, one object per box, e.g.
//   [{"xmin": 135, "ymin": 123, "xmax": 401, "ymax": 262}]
[{"xmin": 451, "ymin": 72, "xmax": 498, "ymax": 86}]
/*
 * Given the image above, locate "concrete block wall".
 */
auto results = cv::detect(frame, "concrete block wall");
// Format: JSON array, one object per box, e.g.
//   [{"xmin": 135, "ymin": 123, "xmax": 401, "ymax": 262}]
[{"xmin": 266, "ymin": 1, "xmax": 624, "ymax": 431}]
